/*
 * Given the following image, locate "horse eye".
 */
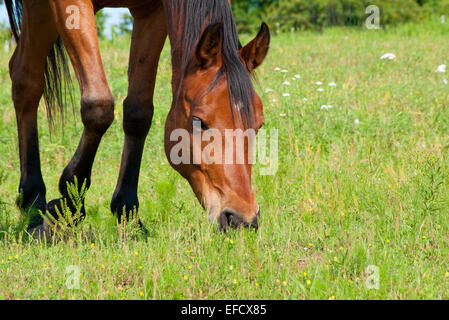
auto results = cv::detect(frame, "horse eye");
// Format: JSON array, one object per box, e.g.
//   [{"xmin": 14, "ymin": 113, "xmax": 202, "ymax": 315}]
[{"xmin": 192, "ymin": 116, "xmax": 209, "ymax": 131}]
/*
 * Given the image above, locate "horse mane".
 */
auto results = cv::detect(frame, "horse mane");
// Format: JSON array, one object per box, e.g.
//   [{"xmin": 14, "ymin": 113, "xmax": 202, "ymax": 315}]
[{"xmin": 166, "ymin": 0, "xmax": 255, "ymax": 127}]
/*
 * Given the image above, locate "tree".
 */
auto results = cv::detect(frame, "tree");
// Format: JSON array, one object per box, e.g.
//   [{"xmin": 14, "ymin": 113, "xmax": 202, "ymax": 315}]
[
  {"xmin": 116, "ymin": 12, "xmax": 133, "ymax": 35},
  {"xmin": 95, "ymin": 9, "xmax": 109, "ymax": 39}
]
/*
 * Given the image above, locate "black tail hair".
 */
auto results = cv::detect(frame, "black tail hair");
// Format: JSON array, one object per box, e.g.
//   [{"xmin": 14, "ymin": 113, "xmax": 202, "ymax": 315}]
[{"xmin": 5, "ymin": 0, "xmax": 74, "ymax": 127}]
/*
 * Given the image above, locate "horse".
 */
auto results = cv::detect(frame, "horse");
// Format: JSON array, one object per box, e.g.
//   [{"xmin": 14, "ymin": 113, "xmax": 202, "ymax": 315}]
[{"xmin": 5, "ymin": 0, "xmax": 270, "ymax": 235}]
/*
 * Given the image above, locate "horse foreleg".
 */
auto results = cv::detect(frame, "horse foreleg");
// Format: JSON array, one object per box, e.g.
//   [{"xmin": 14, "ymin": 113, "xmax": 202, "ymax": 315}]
[
  {"xmin": 10, "ymin": 1, "xmax": 59, "ymax": 230},
  {"xmin": 111, "ymin": 4, "xmax": 167, "ymax": 229},
  {"xmin": 47, "ymin": 0, "xmax": 114, "ymax": 221}
]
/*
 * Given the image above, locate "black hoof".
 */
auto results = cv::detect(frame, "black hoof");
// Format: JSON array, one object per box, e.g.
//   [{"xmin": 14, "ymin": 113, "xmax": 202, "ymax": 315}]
[
  {"xmin": 27, "ymin": 217, "xmax": 52, "ymax": 240},
  {"xmin": 47, "ymin": 198, "xmax": 86, "ymax": 225},
  {"xmin": 16, "ymin": 193, "xmax": 47, "ymax": 231}
]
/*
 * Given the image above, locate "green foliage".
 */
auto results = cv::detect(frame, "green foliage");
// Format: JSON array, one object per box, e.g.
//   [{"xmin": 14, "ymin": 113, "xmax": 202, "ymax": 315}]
[
  {"xmin": 232, "ymin": 0, "xmax": 266, "ymax": 34},
  {"xmin": 42, "ymin": 178, "xmax": 87, "ymax": 240},
  {"xmin": 0, "ymin": 21, "xmax": 12, "ymax": 44},
  {"xmin": 421, "ymin": 0, "xmax": 449, "ymax": 15},
  {"xmin": 232, "ymin": 0, "xmax": 448, "ymax": 33},
  {"xmin": 115, "ymin": 12, "xmax": 133, "ymax": 36},
  {"xmin": 95, "ymin": 10, "xmax": 109, "ymax": 39}
]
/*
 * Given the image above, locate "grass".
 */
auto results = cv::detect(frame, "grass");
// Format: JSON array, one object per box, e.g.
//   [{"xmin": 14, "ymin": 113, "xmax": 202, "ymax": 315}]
[{"xmin": 1, "ymin": 17, "xmax": 449, "ymax": 300}]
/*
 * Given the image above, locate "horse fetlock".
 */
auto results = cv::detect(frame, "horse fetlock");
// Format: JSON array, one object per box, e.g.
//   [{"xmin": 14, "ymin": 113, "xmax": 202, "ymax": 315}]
[
  {"xmin": 58, "ymin": 166, "xmax": 91, "ymax": 195},
  {"xmin": 17, "ymin": 177, "xmax": 46, "ymax": 209},
  {"xmin": 17, "ymin": 179, "xmax": 47, "ymax": 230},
  {"xmin": 46, "ymin": 197, "xmax": 86, "ymax": 224},
  {"xmin": 111, "ymin": 191, "xmax": 139, "ymax": 220}
]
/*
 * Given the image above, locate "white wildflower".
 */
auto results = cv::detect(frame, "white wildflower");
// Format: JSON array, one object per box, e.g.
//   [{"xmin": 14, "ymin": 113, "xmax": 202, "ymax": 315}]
[
  {"xmin": 436, "ymin": 64, "xmax": 446, "ymax": 73},
  {"xmin": 380, "ymin": 53, "xmax": 396, "ymax": 60}
]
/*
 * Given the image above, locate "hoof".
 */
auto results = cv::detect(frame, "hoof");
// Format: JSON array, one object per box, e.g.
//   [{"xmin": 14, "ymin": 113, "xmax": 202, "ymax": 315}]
[
  {"xmin": 16, "ymin": 194, "xmax": 47, "ymax": 231},
  {"xmin": 47, "ymin": 198, "xmax": 86, "ymax": 225},
  {"xmin": 25, "ymin": 209, "xmax": 46, "ymax": 232},
  {"xmin": 27, "ymin": 215, "xmax": 53, "ymax": 240}
]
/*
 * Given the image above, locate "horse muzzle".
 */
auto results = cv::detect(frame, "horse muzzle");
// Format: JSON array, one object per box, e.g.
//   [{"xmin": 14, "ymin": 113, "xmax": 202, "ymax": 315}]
[{"xmin": 218, "ymin": 209, "xmax": 259, "ymax": 232}]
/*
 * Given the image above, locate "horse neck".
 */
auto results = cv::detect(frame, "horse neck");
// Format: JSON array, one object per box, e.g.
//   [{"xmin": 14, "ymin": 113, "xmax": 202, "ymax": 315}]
[
  {"xmin": 161, "ymin": 0, "xmax": 188, "ymax": 95},
  {"xmin": 161, "ymin": 0, "xmax": 237, "ymax": 96}
]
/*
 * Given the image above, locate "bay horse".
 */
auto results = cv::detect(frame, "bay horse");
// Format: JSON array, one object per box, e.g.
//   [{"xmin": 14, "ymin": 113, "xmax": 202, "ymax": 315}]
[{"xmin": 5, "ymin": 0, "xmax": 270, "ymax": 235}]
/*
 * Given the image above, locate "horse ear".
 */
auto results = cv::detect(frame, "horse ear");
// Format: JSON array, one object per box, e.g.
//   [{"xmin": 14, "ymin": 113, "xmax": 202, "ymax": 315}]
[
  {"xmin": 196, "ymin": 23, "xmax": 224, "ymax": 69},
  {"xmin": 240, "ymin": 22, "xmax": 270, "ymax": 72}
]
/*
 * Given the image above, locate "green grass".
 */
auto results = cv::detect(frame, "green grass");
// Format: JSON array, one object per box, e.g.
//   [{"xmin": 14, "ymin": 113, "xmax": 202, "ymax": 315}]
[{"xmin": 1, "ymin": 18, "xmax": 449, "ymax": 300}]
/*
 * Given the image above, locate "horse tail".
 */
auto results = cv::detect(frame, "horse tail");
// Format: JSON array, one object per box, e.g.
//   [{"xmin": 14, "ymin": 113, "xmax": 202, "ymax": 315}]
[{"xmin": 5, "ymin": 0, "xmax": 74, "ymax": 127}]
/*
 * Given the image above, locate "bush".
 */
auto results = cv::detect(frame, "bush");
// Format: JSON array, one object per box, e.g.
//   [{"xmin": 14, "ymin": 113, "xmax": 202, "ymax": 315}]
[
  {"xmin": 232, "ymin": 0, "xmax": 446, "ymax": 33},
  {"xmin": 422, "ymin": 0, "xmax": 449, "ymax": 15},
  {"xmin": 232, "ymin": 0, "xmax": 262, "ymax": 34}
]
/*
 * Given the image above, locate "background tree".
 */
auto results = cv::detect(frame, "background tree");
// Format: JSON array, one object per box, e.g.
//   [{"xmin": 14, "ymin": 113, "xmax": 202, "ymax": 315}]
[
  {"xmin": 231, "ymin": 0, "xmax": 449, "ymax": 33},
  {"xmin": 95, "ymin": 9, "xmax": 109, "ymax": 39},
  {"xmin": 116, "ymin": 12, "xmax": 133, "ymax": 36}
]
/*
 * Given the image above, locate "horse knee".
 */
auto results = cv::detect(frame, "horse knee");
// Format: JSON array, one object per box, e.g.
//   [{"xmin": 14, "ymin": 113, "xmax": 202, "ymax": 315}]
[
  {"xmin": 10, "ymin": 59, "xmax": 44, "ymax": 108},
  {"xmin": 123, "ymin": 96, "xmax": 154, "ymax": 138},
  {"xmin": 81, "ymin": 94, "xmax": 115, "ymax": 134}
]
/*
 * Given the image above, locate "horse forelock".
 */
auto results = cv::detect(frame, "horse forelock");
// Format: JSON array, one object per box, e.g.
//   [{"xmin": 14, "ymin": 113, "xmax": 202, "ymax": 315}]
[{"xmin": 166, "ymin": 0, "xmax": 255, "ymax": 128}]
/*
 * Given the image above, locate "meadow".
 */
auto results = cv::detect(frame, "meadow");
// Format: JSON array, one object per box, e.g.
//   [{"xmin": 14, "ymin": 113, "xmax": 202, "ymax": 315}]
[{"xmin": 1, "ymin": 18, "xmax": 449, "ymax": 300}]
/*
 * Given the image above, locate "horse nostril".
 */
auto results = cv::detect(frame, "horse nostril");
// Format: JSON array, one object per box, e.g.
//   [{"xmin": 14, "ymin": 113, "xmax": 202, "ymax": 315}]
[
  {"xmin": 250, "ymin": 215, "xmax": 259, "ymax": 231},
  {"xmin": 227, "ymin": 210, "xmax": 243, "ymax": 229},
  {"xmin": 250, "ymin": 209, "xmax": 260, "ymax": 231},
  {"xmin": 219, "ymin": 210, "xmax": 243, "ymax": 231},
  {"xmin": 219, "ymin": 210, "xmax": 259, "ymax": 232},
  {"xmin": 218, "ymin": 212, "xmax": 229, "ymax": 232}
]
